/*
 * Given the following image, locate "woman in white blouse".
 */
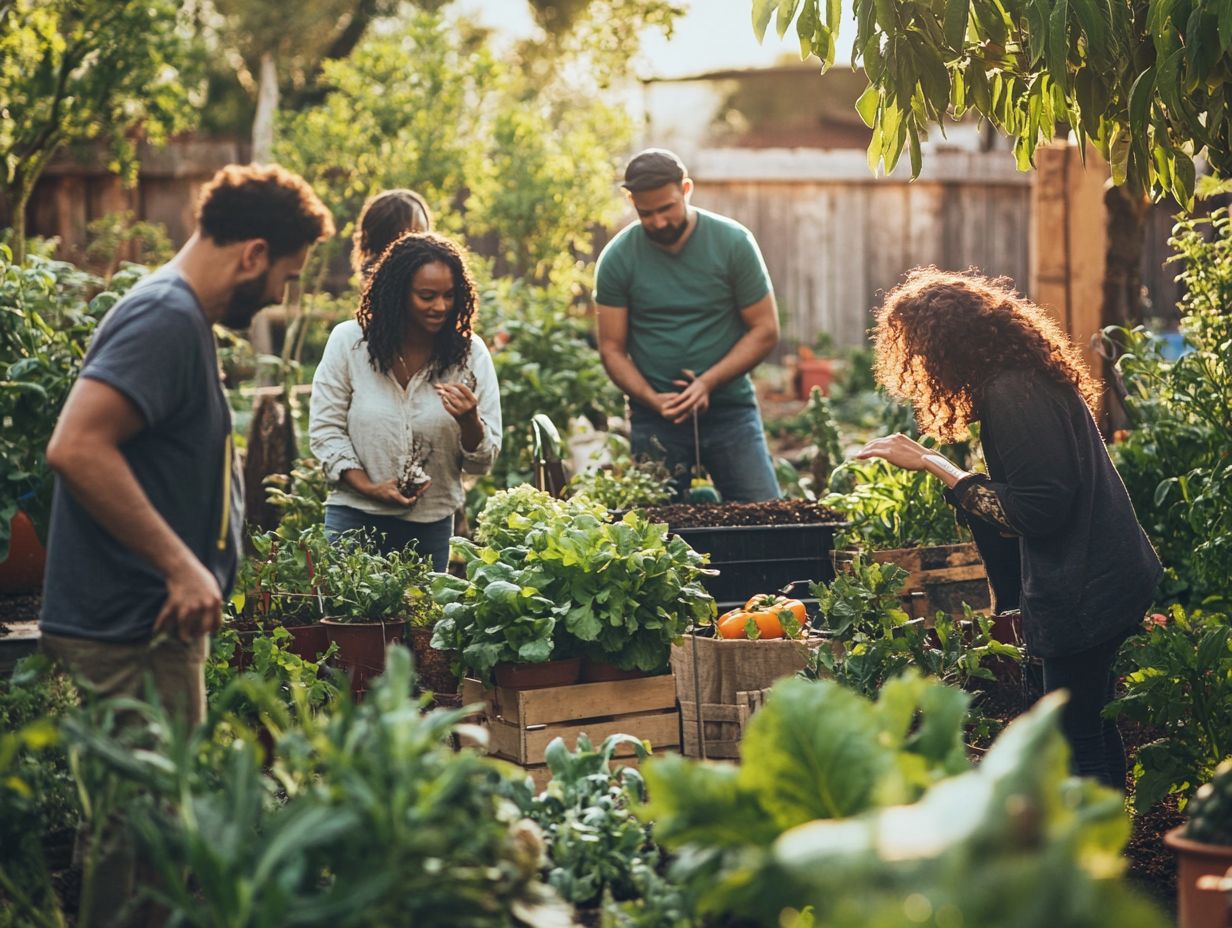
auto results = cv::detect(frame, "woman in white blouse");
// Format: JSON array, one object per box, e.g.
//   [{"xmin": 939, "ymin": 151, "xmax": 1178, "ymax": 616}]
[{"xmin": 309, "ymin": 232, "xmax": 502, "ymax": 569}]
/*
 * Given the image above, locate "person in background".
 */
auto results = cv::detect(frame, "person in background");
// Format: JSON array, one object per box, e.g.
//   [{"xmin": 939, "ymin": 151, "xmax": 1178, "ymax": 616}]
[
  {"xmin": 309, "ymin": 232, "xmax": 501, "ymax": 570},
  {"xmin": 854, "ymin": 266, "xmax": 1161, "ymax": 789},
  {"xmin": 351, "ymin": 188, "xmax": 433, "ymax": 280},
  {"xmin": 594, "ymin": 148, "xmax": 782, "ymax": 502},
  {"xmin": 39, "ymin": 163, "xmax": 333, "ymax": 924}
]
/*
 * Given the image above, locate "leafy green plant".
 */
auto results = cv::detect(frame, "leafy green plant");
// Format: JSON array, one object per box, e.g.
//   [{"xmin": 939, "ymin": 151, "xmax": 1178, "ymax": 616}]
[
  {"xmin": 434, "ymin": 487, "xmax": 715, "ymax": 680},
  {"xmin": 1184, "ymin": 757, "xmax": 1232, "ymax": 845},
  {"xmin": 316, "ymin": 530, "xmax": 436, "ymax": 624},
  {"xmin": 1106, "ymin": 208, "xmax": 1232, "ymax": 608},
  {"xmin": 0, "ymin": 250, "xmax": 147, "ymax": 559},
  {"xmin": 824, "ymin": 457, "xmax": 969, "ymax": 551},
  {"xmin": 638, "ymin": 672, "xmax": 1163, "ymax": 926},
  {"xmin": 204, "ymin": 625, "xmax": 340, "ymax": 725},
  {"xmin": 263, "ymin": 457, "xmax": 331, "ymax": 538},
  {"xmin": 59, "ymin": 647, "xmax": 571, "ymax": 927},
  {"xmin": 567, "ymin": 435, "xmax": 674, "ymax": 511},
  {"xmin": 82, "ymin": 211, "xmax": 172, "ymax": 280},
  {"xmin": 1105, "ymin": 606, "xmax": 1232, "ymax": 812},
  {"xmin": 504, "ymin": 734, "xmax": 685, "ymax": 918},
  {"xmin": 807, "ymin": 558, "xmax": 1020, "ymax": 703}
]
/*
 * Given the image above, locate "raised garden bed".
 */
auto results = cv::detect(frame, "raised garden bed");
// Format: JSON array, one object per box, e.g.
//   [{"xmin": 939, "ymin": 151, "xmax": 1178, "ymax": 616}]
[{"xmin": 638, "ymin": 501, "xmax": 846, "ymax": 608}]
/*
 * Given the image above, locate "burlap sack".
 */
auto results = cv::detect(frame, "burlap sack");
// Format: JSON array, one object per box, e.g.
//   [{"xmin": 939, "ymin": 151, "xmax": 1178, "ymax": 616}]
[{"xmin": 670, "ymin": 634, "xmax": 826, "ymax": 758}]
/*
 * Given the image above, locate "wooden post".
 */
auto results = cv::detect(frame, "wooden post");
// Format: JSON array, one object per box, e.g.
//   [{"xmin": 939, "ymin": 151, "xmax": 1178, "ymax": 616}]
[{"xmin": 1030, "ymin": 142, "xmax": 1108, "ymax": 388}]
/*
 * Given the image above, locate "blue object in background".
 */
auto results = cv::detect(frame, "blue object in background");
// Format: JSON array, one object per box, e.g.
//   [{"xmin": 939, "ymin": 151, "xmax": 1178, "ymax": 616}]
[{"xmin": 1153, "ymin": 331, "xmax": 1191, "ymax": 361}]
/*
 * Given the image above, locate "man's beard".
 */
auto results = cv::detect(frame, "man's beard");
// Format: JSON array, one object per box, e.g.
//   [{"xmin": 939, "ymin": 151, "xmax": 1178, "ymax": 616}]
[
  {"xmin": 645, "ymin": 218, "xmax": 688, "ymax": 245},
  {"xmin": 221, "ymin": 271, "xmax": 271, "ymax": 330}
]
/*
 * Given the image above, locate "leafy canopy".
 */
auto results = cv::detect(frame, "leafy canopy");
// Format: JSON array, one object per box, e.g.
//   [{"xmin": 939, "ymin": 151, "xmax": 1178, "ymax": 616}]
[{"xmin": 753, "ymin": 0, "xmax": 1232, "ymax": 207}]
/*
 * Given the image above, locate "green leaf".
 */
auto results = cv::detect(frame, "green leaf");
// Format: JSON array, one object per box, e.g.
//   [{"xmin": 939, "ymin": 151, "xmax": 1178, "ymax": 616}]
[
  {"xmin": 944, "ymin": 0, "xmax": 968, "ymax": 50},
  {"xmin": 1069, "ymin": 0, "xmax": 1106, "ymax": 57},
  {"xmin": 855, "ymin": 85, "xmax": 880, "ymax": 127},
  {"xmin": 1221, "ymin": 1, "xmax": 1232, "ymax": 53},
  {"xmin": 1172, "ymin": 151, "xmax": 1196, "ymax": 208},
  {"xmin": 1046, "ymin": 0, "xmax": 1070, "ymax": 85},
  {"xmin": 776, "ymin": 0, "xmax": 802, "ymax": 39},
  {"xmin": 1127, "ymin": 65, "xmax": 1157, "ymax": 139},
  {"xmin": 752, "ymin": 0, "xmax": 778, "ymax": 41},
  {"xmin": 739, "ymin": 678, "xmax": 894, "ymax": 826},
  {"xmin": 908, "ymin": 122, "xmax": 923, "ymax": 179}
]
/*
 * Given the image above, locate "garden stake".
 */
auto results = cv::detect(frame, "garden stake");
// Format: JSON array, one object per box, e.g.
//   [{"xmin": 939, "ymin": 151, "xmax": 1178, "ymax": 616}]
[
  {"xmin": 690, "ymin": 625, "xmax": 707, "ymax": 760},
  {"xmin": 686, "ymin": 406, "xmax": 721, "ymax": 504}
]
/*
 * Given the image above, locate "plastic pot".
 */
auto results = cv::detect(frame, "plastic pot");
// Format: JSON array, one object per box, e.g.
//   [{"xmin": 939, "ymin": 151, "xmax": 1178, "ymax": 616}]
[
  {"xmin": 285, "ymin": 622, "xmax": 330, "ymax": 662},
  {"xmin": 492, "ymin": 656, "xmax": 583, "ymax": 690}
]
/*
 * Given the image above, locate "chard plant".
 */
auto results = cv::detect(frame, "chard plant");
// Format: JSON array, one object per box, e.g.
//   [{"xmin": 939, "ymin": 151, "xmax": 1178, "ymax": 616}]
[{"xmin": 638, "ymin": 672, "xmax": 1165, "ymax": 927}]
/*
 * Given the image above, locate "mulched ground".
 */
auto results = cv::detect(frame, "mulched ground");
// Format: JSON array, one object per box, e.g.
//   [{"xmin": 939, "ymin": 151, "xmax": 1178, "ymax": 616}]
[
  {"xmin": 640, "ymin": 499, "xmax": 844, "ymax": 528},
  {"xmin": 0, "ymin": 592, "xmax": 41, "ymax": 632}
]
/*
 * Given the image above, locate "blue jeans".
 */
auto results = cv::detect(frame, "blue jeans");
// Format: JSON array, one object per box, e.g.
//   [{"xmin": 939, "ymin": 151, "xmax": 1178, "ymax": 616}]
[
  {"xmin": 630, "ymin": 403, "xmax": 781, "ymax": 503},
  {"xmin": 324, "ymin": 505, "xmax": 452, "ymax": 571}
]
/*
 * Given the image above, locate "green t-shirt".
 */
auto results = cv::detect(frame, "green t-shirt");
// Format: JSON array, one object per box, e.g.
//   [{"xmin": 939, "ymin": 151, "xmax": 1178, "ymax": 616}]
[{"xmin": 594, "ymin": 208, "xmax": 772, "ymax": 408}]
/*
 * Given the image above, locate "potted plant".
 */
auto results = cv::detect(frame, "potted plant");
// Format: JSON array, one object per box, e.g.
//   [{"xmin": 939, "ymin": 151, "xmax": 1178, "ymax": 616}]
[
  {"xmin": 317, "ymin": 533, "xmax": 433, "ymax": 697},
  {"xmin": 1166, "ymin": 758, "xmax": 1232, "ymax": 928},
  {"xmin": 243, "ymin": 525, "xmax": 332, "ymax": 661},
  {"xmin": 825, "ymin": 454, "xmax": 988, "ymax": 620},
  {"xmin": 0, "ymin": 253, "xmax": 142, "ymax": 592},
  {"xmin": 433, "ymin": 488, "xmax": 715, "ymax": 688}
]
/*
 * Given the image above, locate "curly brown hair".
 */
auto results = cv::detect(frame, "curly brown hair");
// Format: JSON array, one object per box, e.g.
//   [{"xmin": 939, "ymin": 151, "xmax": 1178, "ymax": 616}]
[
  {"xmin": 357, "ymin": 231, "xmax": 477, "ymax": 378},
  {"xmin": 196, "ymin": 164, "xmax": 334, "ymax": 257},
  {"xmin": 351, "ymin": 189, "xmax": 433, "ymax": 279},
  {"xmin": 871, "ymin": 267, "xmax": 1101, "ymax": 441}
]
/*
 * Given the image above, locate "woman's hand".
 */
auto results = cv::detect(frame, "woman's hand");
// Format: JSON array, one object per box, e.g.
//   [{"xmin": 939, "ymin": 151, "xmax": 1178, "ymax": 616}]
[
  {"xmin": 341, "ymin": 469, "xmax": 429, "ymax": 507},
  {"xmin": 435, "ymin": 382, "xmax": 480, "ymax": 423},
  {"xmin": 854, "ymin": 433, "xmax": 932, "ymax": 471}
]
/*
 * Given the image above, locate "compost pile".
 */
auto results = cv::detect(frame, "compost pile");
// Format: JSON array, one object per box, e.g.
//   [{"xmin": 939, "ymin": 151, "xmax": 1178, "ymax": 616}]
[{"xmin": 640, "ymin": 499, "xmax": 843, "ymax": 529}]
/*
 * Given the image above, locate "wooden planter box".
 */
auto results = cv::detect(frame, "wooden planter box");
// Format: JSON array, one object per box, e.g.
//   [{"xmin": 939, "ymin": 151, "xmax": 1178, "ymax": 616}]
[
  {"xmin": 460, "ymin": 674, "xmax": 680, "ymax": 790},
  {"xmin": 833, "ymin": 542, "xmax": 990, "ymax": 621}
]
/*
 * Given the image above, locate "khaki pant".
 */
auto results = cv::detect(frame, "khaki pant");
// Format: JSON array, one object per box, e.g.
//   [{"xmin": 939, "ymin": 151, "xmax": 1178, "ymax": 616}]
[
  {"xmin": 41, "ymin": 631, "xmax": 207, "ymax": 729},
  {"xmin": 40, "ymin": 631, "xmax": 208, "ymax": 927}
]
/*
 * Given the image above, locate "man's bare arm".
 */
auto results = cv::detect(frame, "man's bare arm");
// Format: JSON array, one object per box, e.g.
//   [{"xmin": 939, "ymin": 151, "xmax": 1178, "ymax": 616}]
[
  {"xmin": 595, "ymin": 303, "xmax": 676, "ymax": 413},
  {"xmin": 45, "ymin": 379, "xmax": 224, "ymax": 640}
]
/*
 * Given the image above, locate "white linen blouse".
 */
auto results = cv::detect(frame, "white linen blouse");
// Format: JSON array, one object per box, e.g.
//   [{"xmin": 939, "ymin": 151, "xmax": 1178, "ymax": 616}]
[{"xmin": 309, "ymin": 319, "xmax": 502, "ymax": 523}]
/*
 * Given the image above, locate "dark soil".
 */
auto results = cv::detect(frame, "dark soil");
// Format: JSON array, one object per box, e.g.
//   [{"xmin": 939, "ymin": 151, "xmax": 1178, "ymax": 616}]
[
  {"xmin": 0, "ymin": 592, "xmax": 41, "ymax": 632},
  {"xmin": 640, "ymin": 499, "xmax": 844, "ymax": 528}
]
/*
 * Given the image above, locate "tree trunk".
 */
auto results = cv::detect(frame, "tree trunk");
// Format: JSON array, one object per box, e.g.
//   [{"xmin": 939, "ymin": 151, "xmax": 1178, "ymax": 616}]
[
  {"xmin": 251, "ymin": 52, "xmax": 279, "ymax": 164},
  {"xmin": 1099, "ymin": 183, "xmax": 1150, "ymax": 433}
]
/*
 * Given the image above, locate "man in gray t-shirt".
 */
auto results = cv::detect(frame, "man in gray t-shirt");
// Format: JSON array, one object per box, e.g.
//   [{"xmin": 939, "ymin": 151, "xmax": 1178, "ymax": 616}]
[{"xmin": 39, "ymin": 164, "xmax": 333, "ymax": 726}]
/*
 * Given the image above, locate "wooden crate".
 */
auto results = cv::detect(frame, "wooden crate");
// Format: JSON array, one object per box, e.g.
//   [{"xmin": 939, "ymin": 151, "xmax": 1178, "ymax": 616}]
[
  {"xmin": 460, "ymin": 675, "xmax": 680, "ymax": 786},
  {"xmin": 834, "ymin": 542, "xmax": 991, "ymax": 621},
  {"xmin": 678, "ymin": 688, "xmax": 768, "ymax": 759}
]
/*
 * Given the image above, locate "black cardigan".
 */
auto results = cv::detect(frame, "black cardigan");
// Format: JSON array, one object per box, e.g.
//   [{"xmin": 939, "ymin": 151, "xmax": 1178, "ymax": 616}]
[{"xmin": 945, "ymin": 368, "xmax": 1161, "ymax": 658}]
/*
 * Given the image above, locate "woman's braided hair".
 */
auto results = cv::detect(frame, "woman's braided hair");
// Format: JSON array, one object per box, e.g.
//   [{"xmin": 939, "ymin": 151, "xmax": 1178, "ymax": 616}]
[
  {"xmin": 356, "ymin": 231, "xmax": 477, "ymax": 378},
  {"xmin": 872, "ymin": 266, "xmax": 1101, "ymax": 441}
]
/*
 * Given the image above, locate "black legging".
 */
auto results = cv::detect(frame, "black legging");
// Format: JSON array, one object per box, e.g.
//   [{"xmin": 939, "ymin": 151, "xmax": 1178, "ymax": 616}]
[{"xmin": 1041, "ymin": 629, "xmax": 1134, "ymax": 789}]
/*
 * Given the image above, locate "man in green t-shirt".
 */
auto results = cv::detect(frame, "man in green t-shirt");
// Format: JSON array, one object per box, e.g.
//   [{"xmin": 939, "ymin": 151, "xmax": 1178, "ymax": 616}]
[{"xmin": 594, "ymin": 148, "xmax": 781, "ymax": 501}]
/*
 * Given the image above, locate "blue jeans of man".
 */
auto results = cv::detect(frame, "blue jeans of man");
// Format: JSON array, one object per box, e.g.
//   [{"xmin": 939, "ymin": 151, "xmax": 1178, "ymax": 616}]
[
  {"xmin": 324, "ymin": 505, "xmax": 452, "ymax": 571},
  {"xmin": 630, "ymin": 402, "xmax": 781, "ymax": 502}
]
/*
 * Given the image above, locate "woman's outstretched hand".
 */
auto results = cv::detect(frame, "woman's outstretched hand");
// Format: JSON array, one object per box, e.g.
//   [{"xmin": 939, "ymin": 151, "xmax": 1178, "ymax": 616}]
[
  {"xmin": 854, "ymin": 433, "xmax": 932, "ymax": 471},
  {"xmin": 435, "ymin": 382, "xmax": 480, "ymax": 423}
]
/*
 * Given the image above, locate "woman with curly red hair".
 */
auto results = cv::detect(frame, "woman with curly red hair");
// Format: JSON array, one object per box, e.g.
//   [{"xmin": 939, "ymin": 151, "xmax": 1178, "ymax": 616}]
[
  {"xmin": 856, "ymin": 267, "xmax": 1160, "ymax": 788},
  {"xmin": 309, "ymin": 232, "xmax": 501, "ymax": 569}
]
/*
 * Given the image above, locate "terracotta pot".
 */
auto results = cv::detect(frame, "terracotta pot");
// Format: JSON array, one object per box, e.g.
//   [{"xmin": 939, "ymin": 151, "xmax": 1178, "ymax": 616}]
[
  {"xmin": 321, "ymin": 618, "xmax": 406, "ymax": 699},
  {"xmin": 285, "ymin": 622, "xmax": 330, "ymax": 662},
  {"xmin": 1165, "ymin": 825, "xmax": 1232, "ymax": 928},
  {"xmin": 493, "ymin": 656, "xmax": 583, "ymax": 690},
  {"xmin": 0, "ymin": 511, "xmax": 46, "ymax": 595},
  {"xmin": 797, "ymin": 357, "xmax": 834, "ymax": 398},
  {"xmin": 581, "ymin": 657, "xmax": 653, "ymax": 683},
  {"xmin": 408, "ymin": 625, "xmax": 459, "ymax": 697}
]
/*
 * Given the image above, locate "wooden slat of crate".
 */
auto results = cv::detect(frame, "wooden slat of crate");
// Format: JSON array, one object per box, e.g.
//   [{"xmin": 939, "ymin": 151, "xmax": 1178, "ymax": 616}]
[
  {"xmin": 678, "ymin": 689, "xmax": 767, "ymax": 759},
  {"xmin": 461, "ymin": 674, "xmax": 677, "ymax": 727},
  {"xmin": 487, "ymin": 708, "xmax": 680, "ymax": 765}
]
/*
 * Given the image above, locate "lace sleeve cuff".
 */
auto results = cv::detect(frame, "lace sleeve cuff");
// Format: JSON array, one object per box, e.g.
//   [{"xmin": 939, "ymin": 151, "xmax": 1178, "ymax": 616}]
[{"xmin": 951, "ymin": 474, "xmax": 1019, "ymax": 535}]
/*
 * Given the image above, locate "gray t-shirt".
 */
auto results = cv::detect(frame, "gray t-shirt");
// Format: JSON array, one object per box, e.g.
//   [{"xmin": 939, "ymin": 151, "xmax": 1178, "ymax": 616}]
[{"xmin": 39, "ymin": 267, "xmax": 243, "ymax": 643}]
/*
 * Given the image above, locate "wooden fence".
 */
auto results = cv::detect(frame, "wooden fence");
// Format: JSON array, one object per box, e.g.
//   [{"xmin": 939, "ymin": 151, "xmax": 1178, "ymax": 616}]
[{"xmin": 21, "ymin": 141, "xmax": 1184, "ymax": 352}]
